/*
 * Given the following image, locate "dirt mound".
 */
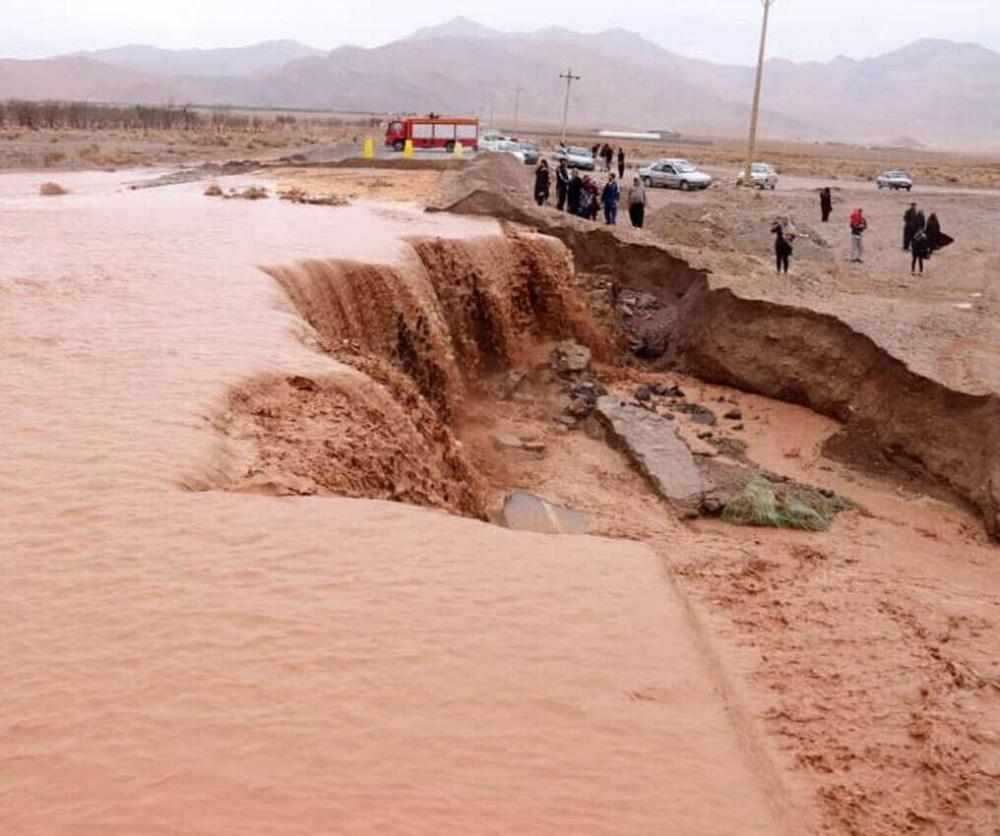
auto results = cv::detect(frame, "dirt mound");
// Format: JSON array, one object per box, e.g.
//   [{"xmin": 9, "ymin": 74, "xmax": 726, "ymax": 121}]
[
  {"xmin": 265, "ymin": 231, "xmax": 605, "ymax": 421},
  {"xmin": 215, "ymin": 370, "xmax": 485, "ymax": 516},
  {"xmin": 437, "ymin": 172, "xmax": 1000, "ymax": 540},
  {"xmin": 438, "ymin": 152, "xmax": 531, "ymax": 207}
]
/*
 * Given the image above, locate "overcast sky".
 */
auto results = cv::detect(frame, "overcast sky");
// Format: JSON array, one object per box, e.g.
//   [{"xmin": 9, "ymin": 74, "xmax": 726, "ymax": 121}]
[{"xmin": 6, "ymin": 0, "xmax": 999, "ymax": 64}]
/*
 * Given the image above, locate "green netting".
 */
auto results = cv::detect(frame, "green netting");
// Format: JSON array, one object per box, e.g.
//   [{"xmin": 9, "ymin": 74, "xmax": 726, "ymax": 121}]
[{"xmin": 721, "ymin": 479, "xmax": 850, "ymax": 531}]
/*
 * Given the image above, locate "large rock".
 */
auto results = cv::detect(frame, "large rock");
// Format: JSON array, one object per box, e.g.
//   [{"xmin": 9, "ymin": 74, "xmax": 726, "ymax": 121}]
[
  {"xmin": 595, "ymin": 396, "xmax": 707, "ymax": 507},
  {"xmin": 552, "ymin": 341, "xmax": 592, "ymax": 375},
  {"xmin": 500, "ymin": 490, "xmax": 589, "ymax": 535}
]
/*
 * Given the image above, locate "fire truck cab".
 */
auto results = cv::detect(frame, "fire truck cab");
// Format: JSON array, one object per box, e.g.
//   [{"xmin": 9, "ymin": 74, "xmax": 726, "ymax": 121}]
[{"xmin": 385, "ymin": 116, "xmax": 479, "ymax": 152}]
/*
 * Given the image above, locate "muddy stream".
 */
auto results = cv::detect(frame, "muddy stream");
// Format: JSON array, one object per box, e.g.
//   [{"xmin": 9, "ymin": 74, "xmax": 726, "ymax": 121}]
[{"xmin": 2, "ymin": 169, "xmax": 998, "ymax": 835}]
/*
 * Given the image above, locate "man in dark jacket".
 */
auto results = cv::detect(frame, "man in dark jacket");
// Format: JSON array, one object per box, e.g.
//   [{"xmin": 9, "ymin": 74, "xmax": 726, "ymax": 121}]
[
  {"xmin": 820, "ymin": 187, "xmax": 833, "ymax": 223},
  {"xmin": 533, "ymin": 160, "xmax": 550, "ymax": 206},
  {"xmin": 903, "ymin": 203, "xmax": 919, "ymax": 250},
  {"xmin": 772, "ymin": 220, "xmax": 793, "ymax": 274},
  {"xmin": 617, "ymin": 147, "xmax": 626, "ymax": 179},
  {"xmin": 555, "ymin": 160, "xmax": 570, "ymax": 211},
  {"xmin": 601, "ymin": 173, "xmax": 620, "ymax": 225},
  {"xmin": 567, "ymin": 170, "xmax": 583, "ymax": 216}
]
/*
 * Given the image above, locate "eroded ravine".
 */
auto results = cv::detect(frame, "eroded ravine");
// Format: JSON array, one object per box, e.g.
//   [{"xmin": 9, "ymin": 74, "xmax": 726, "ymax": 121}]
[{"xmin": 437, "ymin": 186, "xmax": 1000, "ymax": 540}]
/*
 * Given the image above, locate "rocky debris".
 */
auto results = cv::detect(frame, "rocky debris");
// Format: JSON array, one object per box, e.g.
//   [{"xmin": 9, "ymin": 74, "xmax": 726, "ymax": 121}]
[
  {"xmin": 634, "ymin": 384, "xmax": 653, "ymax": 402},
  {"xmin": 724, "ymin": 408, "xmax": 743, "ymax": 421},
  {"xmin": 552, "ymin": 341, "xmax": 592, "ymax": 375},
  {"xmin": 549, "ymin": 342, "xmax": 606, "ymax": 426},
  {"xmin": 675, "ymin": 402, "xmax": 717, "ymax": 426},
  {"xmin": 500, "ymin": 490, "xmax": 589, "ymax": 535},
  {"xmin": 491, "ymin": 433, "xmax": 546, "ymax": 454},
  {"xmin": 278, "ymin": 187, "xmax": 349, "ymax": 206},
  {"xmin": 615, "ymin": 288, "xmax": 660, "ymax": 317},
  {"xmin": 595, "ymin": 396, "xmax": 707, "ymax": 509},
  {"xmin": 628, "ymin": 334, "xmax": 668, "ymax": 359},
  {"xmin": 570, "ymin": 379, "xmax": 605, "ymax": 405}
]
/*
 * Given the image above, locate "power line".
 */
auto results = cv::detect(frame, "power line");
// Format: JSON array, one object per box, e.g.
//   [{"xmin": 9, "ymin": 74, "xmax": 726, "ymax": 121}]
[{"xmin": 559, "ymin": 68, "xmax": 580, "ymax": 144}]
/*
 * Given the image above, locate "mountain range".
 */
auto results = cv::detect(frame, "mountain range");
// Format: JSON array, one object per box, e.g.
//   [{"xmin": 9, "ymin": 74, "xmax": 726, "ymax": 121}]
[{"xmin": 1, "ymin": 17, "xmax": 999, "ymax": 145}]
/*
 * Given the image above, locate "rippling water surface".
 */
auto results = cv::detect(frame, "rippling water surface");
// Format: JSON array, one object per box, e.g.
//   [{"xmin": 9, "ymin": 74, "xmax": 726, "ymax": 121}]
[{"xmin": 1, "ymin": 171, "xmax": 780, "ymax": 834}]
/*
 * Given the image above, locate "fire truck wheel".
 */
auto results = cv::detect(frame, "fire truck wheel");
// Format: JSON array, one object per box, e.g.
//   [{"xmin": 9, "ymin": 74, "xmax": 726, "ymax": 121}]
[
  {"xmin": 393, "ymin": 140, "xmax": 404, "ymax": 152},
  {"xmin": 444, "ymin": 141, "xmax": 455, "ymax": 153}
]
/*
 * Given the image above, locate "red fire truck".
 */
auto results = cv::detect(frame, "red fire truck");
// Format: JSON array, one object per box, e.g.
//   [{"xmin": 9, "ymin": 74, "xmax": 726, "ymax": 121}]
[{"xmin": 385, "ymin": 115, "xmax": 479, "ymax": 152}]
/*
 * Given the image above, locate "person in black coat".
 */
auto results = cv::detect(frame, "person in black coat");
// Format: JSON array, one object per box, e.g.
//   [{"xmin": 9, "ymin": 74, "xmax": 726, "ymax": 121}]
[
  {"xmin": 555, "ymin": 160, "xmax": 570, "ymax": 211},
  {"xmin": 903, "ymin": 203, "xmax": 918, "ymax": 250},
  {"xmin": 617, "ymin": 147, "xmax": 626, "ymax": 179},
  {"xmin": 567, "ymin": 170, "xmax": 583, "ymax": 216},
  {"xmin": 533, "ymin": 160, "xmax": 550, "ymax": 206},
  {"xmin": 772, "ymin": 220, "xmax": 793, "ymax": 274},
  {"xmin": 910, "ymin": 229, "xmax": 931, "ymax": 275},
  {"xmin": 925, "ymin": 212, "xmax": 954, "ymax": 252},
  {"xmin": 820, "ymin": 187, "xmax": 832, "ymax": 223}
]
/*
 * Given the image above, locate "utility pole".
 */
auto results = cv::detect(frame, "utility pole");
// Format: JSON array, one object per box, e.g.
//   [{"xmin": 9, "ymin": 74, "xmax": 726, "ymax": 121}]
[
  {"xmin": 559, "ymin": 68, "xmax": 580, "ymax": 144},
  {"xmin": 489, "ymin": 94, "xmax": 495, "ymax": 129},
  {"xmin": 513, "ymin": 86, "xmax": 523, "ymax": 134},
  {"xmin": 744, "ymin": 0, "xmax": 777, "ymax": 186}
]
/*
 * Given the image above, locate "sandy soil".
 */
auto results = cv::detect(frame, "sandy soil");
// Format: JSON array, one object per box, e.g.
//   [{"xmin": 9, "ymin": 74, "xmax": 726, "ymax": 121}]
[
  {"xmin": 273, "ymin": 166, "xmax": 443, "ymax": 204},
  {"xmin": 0, "ymin": 122, "xmax": 361, "ymax": 172},
  {"xmin": 642, "ymin": 181, "xmax": 1000, "ymax": 396}
]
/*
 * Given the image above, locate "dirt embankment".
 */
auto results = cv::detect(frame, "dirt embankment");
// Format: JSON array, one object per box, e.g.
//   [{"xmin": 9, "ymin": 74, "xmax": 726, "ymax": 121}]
[{"xmin": 435, "ymin": 156, "xmax": 1000, "ymax": 538}]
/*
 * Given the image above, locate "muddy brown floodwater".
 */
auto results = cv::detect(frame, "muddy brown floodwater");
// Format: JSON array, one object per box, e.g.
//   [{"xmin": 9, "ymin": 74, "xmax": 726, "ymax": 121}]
[{"xmin": 1, "ymin": 172, "xmax": 796, "ymax": 834}]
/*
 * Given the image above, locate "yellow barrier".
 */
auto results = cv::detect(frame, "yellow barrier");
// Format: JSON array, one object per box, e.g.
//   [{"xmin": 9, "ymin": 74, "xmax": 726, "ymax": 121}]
[
  {"xmin": 363, "ymin": 137, "xmax": 374, "ymax": 159},
  {"xmin": 454, "ymin": 142, "xmax": 463, "ymax": 159},
  {"xmin": 403, "ymin": 139, "xmax": 414, "ymax": 159}
]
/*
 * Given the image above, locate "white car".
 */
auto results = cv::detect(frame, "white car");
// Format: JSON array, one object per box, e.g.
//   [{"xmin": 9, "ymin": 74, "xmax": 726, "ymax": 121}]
[
  {"xmin": 737, "ymin": 162, "xmax": 778, "ymax": 189},
  {"xmin": 478, "ymin": 130, "xmax": 503, "ymax": 152},
  {"xmin": 876, "ymin": 170, "xmax": 913, "ymax": 190},
  {"xmin": 552, "ymin": 145, "xmax": 595, "ymax": 170},
  {"xmin": 637, "ymin": 158, "xmax": 713, "ymax": 190},
  {"xmin": 495, "ymin": 140, "xmax": 526, "ymax": 164}
]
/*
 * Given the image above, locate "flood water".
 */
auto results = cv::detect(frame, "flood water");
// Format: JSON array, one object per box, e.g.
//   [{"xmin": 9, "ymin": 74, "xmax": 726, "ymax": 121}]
[{"xmin": 1, "ymin": 171, "xmax": 783, "ymax": 834}]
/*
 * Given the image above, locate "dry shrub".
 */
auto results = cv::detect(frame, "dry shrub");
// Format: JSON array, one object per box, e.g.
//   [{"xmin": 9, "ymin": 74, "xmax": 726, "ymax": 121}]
[
  {"xmin": 39, "ymin": 181, "xmax": 68, "ymax": 196},
  {"xmin": 204, "ymin": 183, "xmax": 223, "ymax": 197}
]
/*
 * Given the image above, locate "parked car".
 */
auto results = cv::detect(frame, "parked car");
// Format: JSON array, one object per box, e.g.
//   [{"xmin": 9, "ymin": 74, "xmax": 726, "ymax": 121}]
[
  {"xmin": 495, "ymin": 140, "xmax": 526, "ymax": 164},
  {"xmin": 552, "ymin": 145, "xmax": 595, "ymax": 170},
  {"xmin": 478, "ymin": 130, "xmax": 503, "ymax": 152},
  {"xmin": 637, "ymin": 158, "xmax": 713, "ymax": 190},
  {"xmin": 517, "ymin": 140, "xmax": 540, "ymax": 165},
  {"xmin": 736, "ymin": 162, "xmax": 778, "ymax": 189},
  {"xmin": 876, "ymin": 170, "xmax": 913, "ymax": 190}
]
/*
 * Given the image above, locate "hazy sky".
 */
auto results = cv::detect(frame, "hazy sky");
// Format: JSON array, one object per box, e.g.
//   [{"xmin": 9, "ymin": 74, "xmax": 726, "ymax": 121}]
[{"xmin": 6, "ymin": 0, "xmax": 999, "ymax": 64}]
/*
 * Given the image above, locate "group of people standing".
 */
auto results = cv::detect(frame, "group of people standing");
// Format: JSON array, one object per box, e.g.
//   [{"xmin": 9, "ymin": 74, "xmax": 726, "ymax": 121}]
[
  {"xmin": 534, "ymin": 157, "xmax": 647, "ymax": 228},
  {"xmin": 591, "ymin": 143, "xmax": 627, "ymax": 178},
  {"xmin": 903, "ymin": 202, "xmax": 951, "ymax": 274},
  {"xmin": 772, "ymin": 189, "xmax": 954, "ymax": 275}
]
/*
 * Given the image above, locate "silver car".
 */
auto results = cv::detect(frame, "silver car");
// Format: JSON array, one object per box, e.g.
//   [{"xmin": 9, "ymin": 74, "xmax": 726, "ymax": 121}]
[
  {"xmin": 876, "ymin": 170, "xmax": 913, "ymax": 190},
  {"xmin": 552, "ymin": 145, "xmax": 595, "ymax": 170},
  {"xmin": 736, "ymin": 162, "xmax": 778, "ymax": 189},
  {"xmin": 638, "ymin": 158, "xmax": 713, "ymax": 190}
]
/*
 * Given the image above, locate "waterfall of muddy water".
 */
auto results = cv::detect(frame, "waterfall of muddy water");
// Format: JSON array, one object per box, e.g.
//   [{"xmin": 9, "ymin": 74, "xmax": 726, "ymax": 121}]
[{"xmin": 0, "ymin": 171, "xmax": 787, "ymax": 833}]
